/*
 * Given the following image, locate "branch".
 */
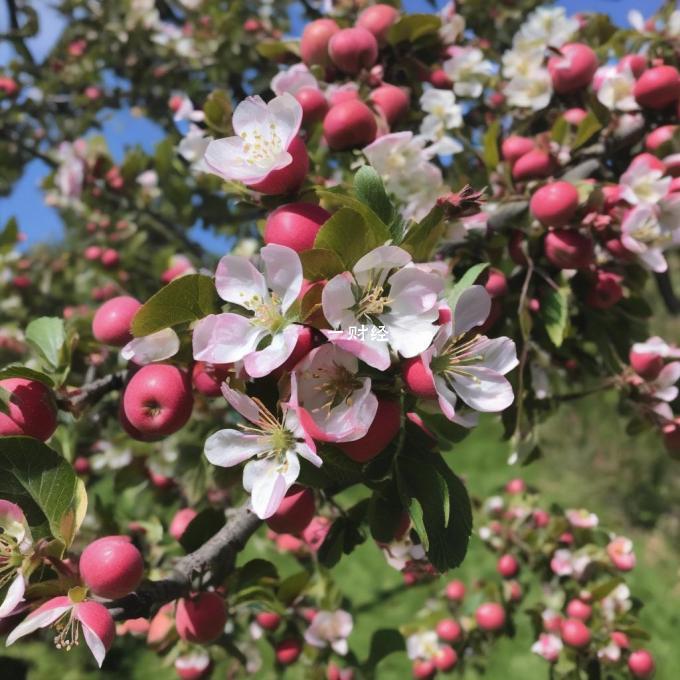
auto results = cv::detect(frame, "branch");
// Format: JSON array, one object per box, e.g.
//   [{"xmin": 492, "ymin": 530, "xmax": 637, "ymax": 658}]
[
  {"xmin": 654, "ymin": 271, "xmax": 680, "ymax": 316},
  {"xmin": 106, "ymin": 504, "xmax": 262, "ymax": 620},
  {"xmin": 5, "ymin": 0, "xmax": 35, "ymax": 65},
  {"xmin": 57, "ymin": 370, "xmax": 128, "ymax": 416}
]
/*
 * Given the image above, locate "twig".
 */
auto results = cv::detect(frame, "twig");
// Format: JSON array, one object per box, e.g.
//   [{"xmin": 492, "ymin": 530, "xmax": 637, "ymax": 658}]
[
  {"xmin": 5, "ymin": 0, "xmax": 35, "ymax": 65},
  {"xmin": 57, "ymin": 370, "xmax": 128, "ymax": 416},
  {"xmin": 106, "ymin": 503, "xmax": 262, "ymax": 620},
  {"xmin": 654, "ymin": 271, "xmax": 680, "ymax": 316}
]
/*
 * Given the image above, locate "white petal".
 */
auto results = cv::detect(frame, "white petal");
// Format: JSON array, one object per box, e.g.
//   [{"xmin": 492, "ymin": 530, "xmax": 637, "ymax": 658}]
[
  {"xmin": 322, "ymin": 274, "xmax": 356, "ymax": 328},
  {"xmin": 475, "ymin": 336, "xmax": 519, "ymax": 374},
  {"xmin": 451, "ymin": 368, "xmax": 515, "ymax": 412},
  {"xmin": 244, "ymin": 454, "xmax": 300, "ymax": 519},
  {"xmin": 244, "ymin": 325, "xmax": 302, "ymax": 378},
  {"xmin": 204, "ymin": 429, "xmax": 268, "ymax": 467},
  {"xmin": 192, "ymin": 313, "xmax": 265, "ymax": 363},
  {"xmin": 6, "ymin": 605, "xmax": 71, "ymax": 645},
  {"xmin": 0, "ymin": 574, "xmax": 25, "ymax": 618},
  {"xmin": 267, "ymin": 92, "xmax": 303, "ymax": 147},
  {"xmin": 215, "ymin": 255, "xmax": 268, "ymax": 308},
  {"xmin": 221, "ymin": 382, "xmax": 262, "ymax": 423},
  {"xmin": 434, "ymin": 374, "xmax": 458, "ymax": 421},
  {"xmin": 80, "ymin": 620, "xmax": 107, "ymax": 668},
  {"xmin": 204, "ymin": 137, "xmax": 271, "ymax": 183},
  {"xmin": 332, "ymin": 639, "xmax": 349, "ymax": 655},
  {"xmin": 260, "ymin": 244, "xmax": 303, "ymax": 314},
  {"xmin": 387, "ymin": 267, "xmax": 443, "ymax": 316},
  {"xmin": 322, "ymin": 331, "xmax": 392, "ymax": 370},
  {"xmin": 382, "ymin": 315, "xmax": 438, "ymax": 358},
  {"xmin": 121, "ymin": 328, "xmax": 180, "ymax": 365},
  {"xmin": 353, "ymin": 246, "xmax": 412, "ymax": 287},
  {"xmin": 453, "ymin": 285, "xmax": 491, "ymax": 335},
  {"xmin": 232, "ymin": 96, "xmax": 270, "ymax": 134}
]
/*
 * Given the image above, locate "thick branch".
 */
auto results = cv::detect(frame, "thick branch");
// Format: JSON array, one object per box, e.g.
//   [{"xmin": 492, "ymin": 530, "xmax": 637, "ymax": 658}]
[
  {"xmin": 57, "ymin": 370, "xmax": 128, "ymax": 415},
  {"xmin": 107, "ymin": 504, "xmax": 262, "ymax": 620}
]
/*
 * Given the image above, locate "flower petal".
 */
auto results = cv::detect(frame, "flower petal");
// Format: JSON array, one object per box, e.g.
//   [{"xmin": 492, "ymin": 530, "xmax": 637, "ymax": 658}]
[
  {"xmin": 204, "ymin": 429, "xmax": 268, "ymax": 467},
  {"xmin": 244, "ymin": 454, "xmax": 300, "ymax": 519},
  {"xmin": 451, "ymin": 367, "xmax": 515, "ymax": 412},
  {"xmin": 353, "ymin": 246, "xmax": 412, "ymax": 287},
  {"xmin": 121, "ymin": 328, "xmax": 180, "ymax": 365},
  {"xmin": 193, "ymin": 313, "xmax": 265, "ymax": 364},
  {"xmin": 243, "ymin": 324, "xmax": 302, "ymax": 378},
  {"xmin": 322, "ymin": 273, "xmax": 356, "ymax": 328},
  {"xmin": 322, "ymin": 331, "xmax": 392, "ymax": 370},
  {"xmin": 221, "ymin": 382, "xmax": 262, "ymax": 423},
  {"xmin": 267, "ymin": 93, "xmax": 303, "ymax": 147},
  {"xmin": 80, "ymin": 620, "xmax": 108, "ymax": 668},
  {"xmin": 475, "ymin": 336, "xmax": 519, "ymax": 374},
  {"xmin": 0, "ymin": 574, "xmax": 25, "ymax": 618},
  {"xmin": 6, "ymin": 600, "xmax": 71, "ymax": 646},
  {"xmin": 260, "ymin": 244, "xmax": 303, "ymax": 314},
  {"xmin": 215, "ymin": 255, "xmax": 268, "ymax": 308},
  {"xmin": 452, "ymin": 285, "xmax": 492, "ymax": 335}
]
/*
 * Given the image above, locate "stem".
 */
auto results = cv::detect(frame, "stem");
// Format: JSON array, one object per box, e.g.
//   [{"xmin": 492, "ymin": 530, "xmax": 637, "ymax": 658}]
[{"xmin": 57, "ymin": 371, "xmax": 128, "ymax": 416}]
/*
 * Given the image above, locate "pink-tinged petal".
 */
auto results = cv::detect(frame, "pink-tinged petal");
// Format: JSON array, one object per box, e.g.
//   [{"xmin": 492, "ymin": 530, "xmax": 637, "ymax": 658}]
[
  {"xmin": 204, "ymin": 429, "xmax": 269, "ymax": 468},
  {"xmin": 453, "ymin": 285, "xmax": 491, "ymax": 335},
  {"xmin": 244, "ymin": 454, "xmax": 300, "ymax": 519},
  {"xmin": 451, "ymin": 368, "xmax": 515, "ymax": 412},
  {"xmin": 244, "ymin": 325, "xmax": 301, "ymax": 378},
  {"xmin": 0, "ymin": 574, "xmax": 25, "ymax": 618},
  {"xmin": 474, "ymin": 336, "xmax": 519, "ymax": 374},
  {"xmin": 204, "ymin": 137, "xmax": 270, "ymax": 183},
  {"xmin": 638, "ymin": 248, "xmax": 668, "ymax": 273},
  {"xmin": 387, "ymin": 267, "xmax": 443, "ymax": 316},
  {"xmin": 322, "ymin": 274, "xmax": 356, "ymax": 328},
  {"xmin": 353, "ymin": 246, "xmax": 412, "ymax": 287},
  {"xmin": 221, "ymin": 382, "xmax": 262, "ymax": 423},
  {"xmin": 620, "ymin": 232, "xmax": 644, "ymax": 255},
  {"xmin": 121, "ymin": 328, "xmax": 179, "ymax": 365},
  {"xmin": 260, "ymin": 244, "xmax": 303, "ymax": 314},
  {"xmin": 6, "ymin": 598, "xmax": 71, "ymax": 646},
  {"xmin": 656, "ymin": 362, "xmax": 680, "ymax": 389},
  {"xmin": 193, "ymin": 313, "xmax": 265, "ymax": 363},
  {"xmin": 434, "ymin": 375, "xmax": 458, "ymax": 421},
  {"xmin": 316, "ymin": 379, "xmax": 378, "ymax": 443},
  {"xmin": 285, "ymin": 375, "xmax": 319, "ymax": 457},
  {"xmin": 232, "ymin": 96, "xmax": 270, "ymax": 134},
  {"xmin": 294, "ymin": 440, "xmax": 323, "ymax": 467},
  {"xmin": 267, "ymin": 93, "xmax": 303, "ymax": 146},
  {"xmin": 0, "ymin": 500, "xmax": 29, "ymax": 543},
  {"xmin": 271, "ymin": 65, "xmax": 318, "ymax": 97},
  {"xmin": 332, "ymin": 639, "xmax": 349, "ymax": 656},
  {"xmin": 215, "ymin": 255, "xmax": 268, "ymax": 308},
  {"xmin": 76, "ymin": 602, "xmax": 115, "ymax": 669},
  {"xmin": 322, "ymin": 330, "xmax": 392, "ymax": 370},
  {"xmin": 382, "ymin": 314, "xmax": 438, "ymax": 358},
  {"xmin": 0, "ymin": 500, "xmax": 26, "ymax": 525}
]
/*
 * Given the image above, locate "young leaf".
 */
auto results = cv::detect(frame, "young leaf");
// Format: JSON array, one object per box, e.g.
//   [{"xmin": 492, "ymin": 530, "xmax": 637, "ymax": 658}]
[
  {"xmin": 131, "ymin": 274, "xmax": 219, "ymax": 337},
  {"xmin": 400, "ymin": 204, "xmax": 445, "ymax": 261},
  {"xmin": 353, "ymin": 166, "xmax": 394, "ymax": 226},
  {"xmin": 482, "ymin": 120, "xmax": 500, "ymax": 171},
  {"xmin": 25, "ymin": 317, "xmax": 67, "ymax": 370},
  {"xmin": 447, "ymin": 262, "xmax": 489, "ymax": 308},
  {"xmin": 541, "ymin": 287, "xmax": 569, "ymax": 347},
  {"xmin": 0, "ymin": 365, "xmax": 54, "ymax": 387},
  {"xmin": 299, "ymin": 248, "xmax": 346, "ymax": 281}
]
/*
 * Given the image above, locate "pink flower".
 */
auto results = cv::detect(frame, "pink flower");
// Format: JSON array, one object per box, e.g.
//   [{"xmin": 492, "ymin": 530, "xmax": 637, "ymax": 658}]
[
  {"xmin": 531, "ymin": 633, "xmax": 563, "ymax": 662},
  {"xmin": 304, "ymin": 609, "xmax": 354, "ymax": 655},
  {"xmin": 204, "ymin": 93, "xmax": 302, "ymax": 185},
  {"xmin": 606, "ymin": 536, "xmax": 636, "ymax": 571},
  {"xmin": 192, "ymin": 244, "xmax": 306, "ymax": 378},
  {"xmin": 0, "ymin": 501, "xmax": 35, "ymax": 619},
  {"xmin": 6, "ymin": 590, "xmax": 115, "ymax": 667},
  {"xmin": 271, "ymin": 64, "xmax": 318, "ymax": 96},
  {"xmin": 566, "ymin": 508, "xmax": 599, "ymax": 529}
]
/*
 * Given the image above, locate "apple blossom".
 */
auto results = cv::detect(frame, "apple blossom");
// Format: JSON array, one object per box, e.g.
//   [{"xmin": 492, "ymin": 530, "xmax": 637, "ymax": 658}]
[
  {"xmin": 321, "ymin": 245, "xmax": 444, "ymax": 370},
  {"xmin": 192, "ymin": 244, "xmax": 308, "ymax": 378},
  {"xmin": 513, "ymin": 7, "xmax": 579, "ymax": 51},
  {"xmin": 418, "ymin": 88, "xmax": 463, "ymax": 155},
  {"xmin": 505, "ymin": 68, "xmax": 554, "ymax": 111},
  {"xmin": 304, "ymin": 609, "xmax": 353, "ymax": 655},
  {"xmin": 271, "ymin": 64, "xmax": 318, "ymax": 97},
  {"xmin": 121, "ymin": 328, "xmax": 180, "ymax": 365},
  {"xmin": 596, "ymin": 65, "xmax": 638, "ymax": 111},
  {"xmin": 607, "ymin": 536, "xmax": 636, "ymax": 571},
  {"xmin": 566, "ymin": 508, "xmax": 599, "ymax": 529},
  {"xmin": 204, "ymin": 378, "xmax": 321, "ymax": 519},
  {"xmin": 407, "ymin": 630, "xmax": 441, "ymax": 661},
  {"xmin": 619, "ymin": 158, "xmax": 671, "ymax": 205},
  {"xmin": 443, "ymin": 47, "xmax": 493, "ymax": 98},
  {"xmin": 531, "ymin": 633, "xmax": 563, "ymax": 662},
  {"xmin": 0, "ymin": 501, "xmax": 36, "ymax": 619},
  {"xmin": 6, "ymin": 590, "xmax": 115, "ymax": 667}
]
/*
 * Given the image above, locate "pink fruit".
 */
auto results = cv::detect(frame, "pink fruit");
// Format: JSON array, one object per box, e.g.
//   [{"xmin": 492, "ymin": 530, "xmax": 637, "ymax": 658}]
[
  {"xmin": 255, "ymin": 611, "xmax": 282, "ymax": 631},
  {"xmin": 512, "ymin": 150, "xmax": 554, "ymax": 181},
  {"xmin": 328, "ymin": 27, "xmax": 378, "ymax": 75},
  {"xmin": 296, "ymin": 86, "xmax": 329, "ymax": 125},
  {"xmin": 628, "ymin": 649, "xmax": 655, "ymax": 678},
  {"xmin": 629, "ymin": 152, "xmax": 666, "ymax": 173},
  {"xmin": 501, "ymin": 135, "xmax": 534, "ymax": 165},
  {"xmin": 264, "ymin": 203, "xmax": 331, "ymax": 252},
  {"xmin": 265, "ymin": 485, "xmax": 315, "ymax": 534},
  {"xmin": 618, "ymin": 54, "xmax": 647, "ymax": 78},
  {"xmin": 544, "ymin": 230, "xmax": 593, "ymax": 269},
  {"xmin": 370, "ymin": 84, "xmax": 410, "ymax": 126},
  {"xmin": 412, "ymin": 660, "xmax": 436, "ymax": 679},
  {"xmin": 247, "ymin": 136, "xmax": 309, "ymax": 195},
  {"xmin": 476, "ymin": 602, "xmax": 506, "ymax": 631},
  {"xmin": 533, "ymin": 509, "xmax": 550, "ymax": 527},
  {"xmin": 402, "ymin": 356, "xmax": 436, "ymax": 399},
  {"xmin": 357, "ymin": 4, "xmax": 399, "ymax": 44},
  {"xmin": 122, "ymin": 364, "xmax": 193, "ymax": 439},
  {"xmin": 484, "ymin": 269, "xmax": 508, "ymax": 298},
  {"xmin": 560, "ymin": 618, "xmax": 591, "ymax": 648},
  {"xmin": 301, "ymin": 19, "xmax": 340, "ymax": 67},
  {"xmin": 645, "ymin": 125, "xmax": 677, "ymax": 151},
  {"xmin": 586, "ymin": 270, "xmax": 623, "ymax": 309},
  {"xmin": 85, "ymin": 245, "xmax": 102, "ymax": 261},
  {"xmin": 563, "ymin": 108, "xmax": 588, "ymax": 125},
  {"xmin": 566, "ymin": 599, "xmax": 592, "ymax": 621},
  {"xmin": 629, "ymin": 350, "xmax": 663, "ymax": 380},
  {"xmin": 276, "ymin": 638, "xmax": 303, "ymax": 665},
  {"xmin": 505, "ymin": 478, "xmax": 526, "ymax": 494},
  {"xmin": 92, "ymin": 295, "xmax": 141, "ymax": 346},
  {"xmin": 548, "ymin": 43, "xmax": 598, "ymax": 94},
  {"xmin": 324, "ymin": 100, "xmax": 378, "ymax": 150},
  {"xmin": 508, "ymin": 230, "xmax": 529, "ymax": 266},
  {"xmin": 100, "ymin": 248, "xmax": 120, "ymax": 268},
  {"xmin": 328, "ymin": 88, "xmax": 360, "ymax": 107},
  {"xmin": 497, "ymin": 554, "xmax": 519, "ymax": 578},
  {"xmin": 80, "ymin": 536, "xmax": 144, "ymax": 599},
  {"xmin": 445, "ymin": 580, "xmax": 466, "ymax": 601},
  {"xmin": 434, "ymin": 645, "xmax": 458, "ymax": 672},
  {"xmin": 191, "ymin": 361, "xmax": 233, "ymax": 397},
  {"xmin": 338, "ymin": 399, "xmax": 401, "ymax": 462},
  {"xmin": 302, "ymin": 515, "xmax": 331, "ymax": 552},
  {"xmin": 176, "ymin": 592, "xmax": 227, "ymax": 643},
  {"xmin": 429, "ymin": 68, "xmax": 452, "ymax": 89},
  {"xmin": 170, "ymin": 508, "xmax": 198, "ymax": 541},
  {"xmin": 530, "ymin": 181, "xmax": 579, "ymax": 227},
  {"xmin": 436, "ymin": 618, "xmax": 462, "ymax": 642},
  {"xmin": 634, "ymin": 65, "xmax": 680, "ymax": 109},
  {"xmin": 0, "ymin": 378, "xmax": 57, "ymax": 441}
]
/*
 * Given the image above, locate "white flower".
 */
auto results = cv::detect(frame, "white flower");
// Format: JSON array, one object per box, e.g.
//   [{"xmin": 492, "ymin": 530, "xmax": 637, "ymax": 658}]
[
  {"xmin": 172, "ymin": 93, "xmax": 205, "ymax": 123},
  {"xmin": 321, "ymin": 245, "xmax": 444, "ymax": 370},
  {"xmin": 596, "ymin": 66, "xmax": 638, "ymax": 111},
  {"xmin": 531, "ymin": 633, "xmax": 563, "ymax": 662},
  {"xmin": 271, "ymin": 64, "xmax": 318, "ymax": 96},
  {"xmin": 443, "ymin": 48, "xmax": 493, "ymax": 98},
  {"xmin": 502, "ymin": 47, "xmax": 545, "ymax": 79},
  {"xmin": 419, "ymin": 88, "xmax": 464, "ymax": 156},
  {"xmin": 55, "ymin": 141, "xmax": 87, "ymax": 199},
  {"xmin": 439, "ymin": 2, "xmax": 465, "ymax": 44},
  {"xmin": 669, "ymin": 10, "xmax": 680, "ymax": 37},
  {"xmin": 619, "ymin": 159, "xmax": 671, "ymax": 205},
  {"xmin": 632, "ymin": 336, "xmax": 680, "ymax": 359},
  {"xmin": 295, "ymin": 344, "xmax": 378, "ymax": 443},
  {"xmin": 515, "ymin": 7, "xmax": 579, "ymax": 50},
  {"xmin": 505, "ymin": 68, "xmax": 553, "ymax": 111},
  {"xmin": 550, "ymin": 548, "xmax": 591, "ymax": 578},
  {"xmin": 628, "ymin": 10, "xmax": 646, "ymax": 32},
  {"xmin": 178, "ymin": 125, "xmax": 211, "ymax": 172},
  {"xmin": 204, "ymin": 378, "xmax": 321, "ymax": 519},
  {"xmin": 406, "ymin": 630, "xmax": 440, "ymax": 661},
  {"xmin": 192, "ymin": 244, "xmax": 306, "ymax": 378},
  {"xmin": 304, "ymin": 610, "xmax": 354, "ymax": 655},
  {"xmin": 0, "ymin": 501, "xmax": 35, "ymax": 619},
  {"xmin": 566, "ymin": 509, "xmax": 599, "ymax": 529},
  {"xmin": 601, "ymin": 584, "xmax": 631, "ymax": 621},
  {"xmin": 121, "ymin": 328, "xmax": 180, "ymax": 365},
  {"xmin": 380, "ymin": 534, "xmax": 426, "ymax": 571},
  {"xmin": 204, "ymin": 93, "xmax": 302, "ymax": 185},
  {"xmin": 647, "ymin": 362, "xmax": 680, "ymax": 403},
  {"xmin": 598, "ymin": 642, "xmax": 622, "ymax": 663}
]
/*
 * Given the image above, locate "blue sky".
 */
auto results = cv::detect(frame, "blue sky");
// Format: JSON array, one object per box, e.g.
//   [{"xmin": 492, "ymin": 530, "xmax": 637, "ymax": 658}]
[{"xmin": 0, "ymin": 0, "xmax": 648, "ymax": 253}]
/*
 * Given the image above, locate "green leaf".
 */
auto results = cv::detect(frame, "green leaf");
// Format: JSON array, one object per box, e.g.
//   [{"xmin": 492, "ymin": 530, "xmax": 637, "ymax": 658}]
[
  {"xmin": 551, "ymin": 116, "xmax": 569, "ymax": 145},
  {"xmin": 131, "ymin": 274, "xmax": 218, "ymax": 337},
  {"xmin": 203, "ymin": 89, "xmax": 233, "ymax": 135},
  {"xmin": 397, "ymin": 452, "xmax": 472, "ymax": 571},
  {"xmin": 0, "ymin": 366, "xmax": 54, "ymax": 387},
  {"xmin": 482, "ymin": 120, "xmax": 500, "ymax": 171},
  {"xmin": 0, "ymin": 216, "xmax": 19, "ymax": 253},
  {"xmin": 299, "ymin": 248, "xmax": 346, "ymax": 281},
  {"xmin": 256, "ymin": 40, "xmax": 300, "ymax": 60},
  {"xmin": 277, "ymin": 571, "xmax": 310, "ymax": 605},
  {"xmin": 178, "ymin": 507, "xmax": 224, "ymax": 553},
  {"xmin": 589, "ymin": 577, "xmax": 624, "ymax": 601},
  {"xmin": 317, "ymin": 188, "xmax": 391, "ymax": 241},
  {"xmin": 572, "ymin": 111, "xmax": 603, "ymax": 150},
  {"xmin": 367, "ymin": 489, "xmax": 404, "ymax": 543},
  {"xmin": 364, "ymin": 629, "xmax": 406, "ymax": 671},
  {"xmin": 447, "ymin": 263, "xmax": 489, "ymax": 308},
  {"xmin": 313, "ymin": 207, "xmax": 390, "ymax": 270},
  {"xmin": 353, "ymin": 166, "xmax": 394, "ymax": 226},
  {"xmin": 0, "ymin": 437, "xmax": 87, "ymax": 547},
  {"xmin": 25, "ymin": 317, "xmax": 66, "ymax": 370},
  {"xmin": 400, "ymin": 205, "xmax": 445, "ymax": 260},
  {"xmin": 388, "ymin": 14, "xmax": 441, "ymax": 45},
  {"xmin": 541, "ymin": 287, "xmax": 569, "ymax": 347}
]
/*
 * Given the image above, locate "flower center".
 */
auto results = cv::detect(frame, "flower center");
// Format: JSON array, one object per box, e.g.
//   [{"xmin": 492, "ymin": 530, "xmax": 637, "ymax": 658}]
[
  {"xmin": 309, "ymin": 364, "xmax": 363, "ymax": 413},
  {"xmin": 249, "ymin": 292, "xmax": 285, "ymax": 333},
  {"xmin": 238, "ymin": 398, "xmax": 295, "ymax": 460},
  {"xmin": 354, "ymin": 284, "xmax": 391, "ymax": 321},
  {"xmin": 430, "ymin": 333, "xmax": 485, "ymax": 379},
  {"xmin": 240, "ymin": 123, "xmax": 284, "ymax": 168}
]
